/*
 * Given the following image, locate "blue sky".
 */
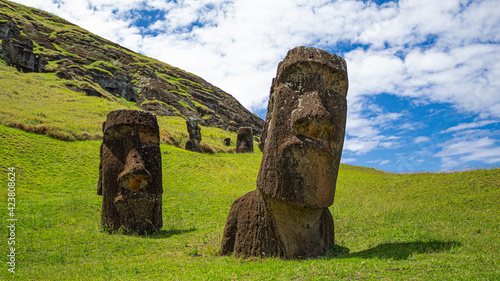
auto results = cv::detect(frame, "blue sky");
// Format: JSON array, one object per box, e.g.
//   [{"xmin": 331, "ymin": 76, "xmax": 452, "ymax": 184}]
[{"xmin": 13, "ymin": 0, "xmax": 500, "ymax": 172}]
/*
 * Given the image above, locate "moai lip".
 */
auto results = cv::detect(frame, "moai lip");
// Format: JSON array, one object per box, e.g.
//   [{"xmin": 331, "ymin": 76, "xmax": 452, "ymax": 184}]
[
  {"xmin": 97, "ymin": 109, "xmax": 163, "ymax": 234},
  {"xmin": 221, "ymin": 46, "xmax": 348, "ymax": 258}
]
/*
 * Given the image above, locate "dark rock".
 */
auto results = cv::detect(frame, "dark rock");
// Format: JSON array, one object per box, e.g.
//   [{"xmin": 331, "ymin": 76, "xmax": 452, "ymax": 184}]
[
  {"xmin": 223, "ymin": 138, "xmax": 231, "ymax": 146},
  {"xmin": 185, "ymin": 117, "xmax": 202, "ymax": 152},
  {"xmin": 97, "ymin": 109, "xmax": 163, "ymax": 234},
  {"xmin": 221, "ymin": 46, "xmax": 348, "ymax": 258},
  {"xmin": 236, "ymin": 127, "xmax": 254, "ymax": 153}
]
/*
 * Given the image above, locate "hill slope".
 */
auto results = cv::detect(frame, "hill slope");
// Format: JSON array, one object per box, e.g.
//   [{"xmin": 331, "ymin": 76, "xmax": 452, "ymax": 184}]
[
  {"xmin": 1, "ymin": 124, "xmax": 499, "ymax": 279},
  {"xmin": 0, "ymin": 0, "xmax": 263, "ymax": 135}
]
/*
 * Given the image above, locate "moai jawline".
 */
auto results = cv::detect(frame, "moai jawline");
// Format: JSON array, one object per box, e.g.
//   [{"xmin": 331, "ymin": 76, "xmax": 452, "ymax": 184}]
[
  {"xmin": 185, "ymin": 117, "xmax": 202, "ymax": 153},
  {"xmin": 221, "ymin": 46, "xmax": 348, "ymax": 258},
  {"xmin": 97, "ymin": 109, "xmax": 163, "ymax": 234},
  {"xmin": 236, "ymin": 127, "xmax": 254, "ymax": 153}
]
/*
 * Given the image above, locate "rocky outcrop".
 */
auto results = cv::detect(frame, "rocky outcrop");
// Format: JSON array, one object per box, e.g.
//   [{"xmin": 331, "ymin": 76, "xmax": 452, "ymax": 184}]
[
  {"xmin": 97, "ymin": 109, "xmax": 163, "ymax": 234},
  {"xmin": 0, "ymin": 0, "xmax": 263, "ymax": 134},
  {"xmin": 0, "ymin": 21, "xmax": 46, "ymax": 72},
  {"xmin": 221, "ymin": 46, "xmax": 348, "ymax": 259}
]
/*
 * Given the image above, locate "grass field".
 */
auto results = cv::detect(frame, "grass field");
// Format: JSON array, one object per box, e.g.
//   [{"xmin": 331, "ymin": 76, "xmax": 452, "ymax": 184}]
[{"xmin": 0, "ymin": 124, "xmax": 499, "ymax": 280}]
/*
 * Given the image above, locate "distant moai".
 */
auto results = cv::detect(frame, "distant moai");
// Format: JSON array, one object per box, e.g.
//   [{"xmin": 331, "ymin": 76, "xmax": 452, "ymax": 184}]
[
  {"xmin": 185, "ymin": 117, "xmax": 202, "ymax": 152},
  {"xmin": 221, "ymin": 46, "xmax": 348, "ymax": 258},
  {"xmin": 97, "ymin": 109, "xmax": 163, "ymax": 234},
  {"xmin": 223, "ymin": 138, "xmax": 231, "ymax": 146},
  {"xmin": 236, "ymin": 127, "xmax": 254, "ymax": 153}
]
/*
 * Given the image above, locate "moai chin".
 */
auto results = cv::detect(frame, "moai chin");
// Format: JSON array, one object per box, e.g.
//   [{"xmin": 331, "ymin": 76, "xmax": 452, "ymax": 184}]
[
  {"xmin": 185, "ymin": 117, "xmax": 202, "ymax": 152},
  {"xmin": 236, "ymin": 127, "xmax": 254, "ymax": 153},
  {"xmin": 221, "ymin": 46, "xmax": 348, "ymax": 258},
  {"xmin": 97, "ymin": 109, "xmax": 163, "ymax": 234}
]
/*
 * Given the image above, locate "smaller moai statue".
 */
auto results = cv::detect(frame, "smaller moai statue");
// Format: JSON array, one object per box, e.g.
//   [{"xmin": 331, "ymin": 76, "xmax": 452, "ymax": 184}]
[
  {"xmin": 97, "ymin": 109, "xmax": 163, "ymax": 234},
  {"xmin": 236, "ymin": 127, "xmax": 254, "ymax": 153},
  {"xmin": 185, "ymin": 117, "xmax": 202, "ymax": 152},
  {"xmin": 223, "ymin": 138, "xmax": 231, "ymax": 146}
]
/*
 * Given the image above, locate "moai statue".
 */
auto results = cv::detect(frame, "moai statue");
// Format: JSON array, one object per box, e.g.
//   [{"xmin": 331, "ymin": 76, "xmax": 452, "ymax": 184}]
[
  {"xmin": 236, "ymin": 127, "xmax": 254, "ymax": 153},
  {"xmin": 221, "ymin": 46, "xmax": 348, "ymax": 258},
  {"xmin": 223, "ymin": 138, "xmax": 231, "ymax": 146},
  {"xmin": 185, "ymin": 117, "xmax": 202, "ymax": 152},
  {"xmin": 97, "ymin": 109, "xmax": 163, "ymax": 234}
]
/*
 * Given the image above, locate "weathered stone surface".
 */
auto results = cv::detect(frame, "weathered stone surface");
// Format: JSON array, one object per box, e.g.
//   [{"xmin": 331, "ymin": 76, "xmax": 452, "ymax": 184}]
[
  {"xmin": 236, "ymin": 127, "xmax": 254, "ymax": 153},
  {"xmin": 97, "ymin": 109, "xmax": 163, "ymax": 233},
  {"xmin": 221, "ymin": 46, "xmax": 348, "ymax": 258},
  {"xmin": 223, "ymin": 137, "xmax": 231, "ymax": 146},
  {"xmin": 185, "ymin": 117, "xmax": 202, "ymax": 152}
]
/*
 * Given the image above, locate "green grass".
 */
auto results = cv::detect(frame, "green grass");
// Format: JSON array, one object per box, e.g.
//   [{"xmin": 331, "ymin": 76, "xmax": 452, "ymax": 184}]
[
  {"xmin": 0, "ymin": 124, "xmax": 498, "ymax": 280},
  {"xmin": 0, "ymin": 62, "xmax": 245, "ymax": 152}
]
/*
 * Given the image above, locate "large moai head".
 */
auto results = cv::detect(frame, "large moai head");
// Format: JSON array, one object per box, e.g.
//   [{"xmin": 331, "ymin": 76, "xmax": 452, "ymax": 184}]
[
  {"xmin": 97, "ymin": 109, "xmax": 163, "ymax": 233},
  {"xmin": 257, "ymin": 46, "xmax": 348, "ymax": 208},
  {"xmin": 236, "ymin": 127, "xmax": 254, "ymax": 153}
]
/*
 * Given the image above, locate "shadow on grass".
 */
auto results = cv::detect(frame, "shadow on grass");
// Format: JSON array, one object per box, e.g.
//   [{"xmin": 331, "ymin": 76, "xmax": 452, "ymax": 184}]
[
  {"xmin": 331, "ymin": 241, "xmax": 460, "ymax": 260},
  {"xmin": 143, "ymin": 228, "xmax": 197, "ymax": 239}
]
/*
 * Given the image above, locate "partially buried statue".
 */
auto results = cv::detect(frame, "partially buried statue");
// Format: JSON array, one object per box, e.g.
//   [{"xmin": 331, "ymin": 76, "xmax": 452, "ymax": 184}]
[
  {"xmin": 221, "ymin": 46, "xmax": 348, "ymax": 258},
  {"xmin": 236, "ymin": 127, "xmax": 254, "ymax": 153},
  {"xmin": 97, "ymin": 109, "xmax": 163, "ymax": 234},
  {"xmin": 185, "ymin": 117, "xmax": 202, "ymax": 153}
]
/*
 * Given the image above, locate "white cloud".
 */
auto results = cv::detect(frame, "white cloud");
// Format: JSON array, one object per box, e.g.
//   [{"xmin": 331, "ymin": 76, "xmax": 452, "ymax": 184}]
[
  {"xmin": 414, "ymin": 136, "xmax": 430, "ymax": 144},
  {"xmin": 440, "ymin": 120, "xmax": 498, "ymax": 134},
  {"xmin": 340, "ymin": 158, "xmax": 356, "ymax": 164},
  {"xmin": 436, "ymin": 137, "xmax": 500, "ymax": 169}
]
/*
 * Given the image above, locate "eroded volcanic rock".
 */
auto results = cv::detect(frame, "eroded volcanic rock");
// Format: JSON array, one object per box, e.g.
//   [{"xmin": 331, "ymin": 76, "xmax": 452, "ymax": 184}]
[{"xmin": 97, "ymin": 109, "xmax": 163, "ymax": 234}]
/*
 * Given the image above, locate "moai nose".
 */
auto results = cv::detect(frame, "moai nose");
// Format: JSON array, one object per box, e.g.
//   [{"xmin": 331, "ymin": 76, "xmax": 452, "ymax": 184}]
[
  {"xmin": 290, "ymin": 91, "xmax": 336, "ymax": 150},
  {"xmin": 117, "ymin": 148, "xmax": 152, "ymax": 191}
]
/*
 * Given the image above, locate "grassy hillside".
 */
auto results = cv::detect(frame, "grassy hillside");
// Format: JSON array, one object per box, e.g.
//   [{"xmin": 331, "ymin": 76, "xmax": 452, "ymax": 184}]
[
  {"xmin": 0, "ymin": 0, "xmax": 263, "ymax": 133},
  {"xmin": 0, "ymin": 61, "xmax": 252, "ymax": 153},
  {"xmin": 1, "ymin": 124, "xmax": 498, "ymax": 280}
]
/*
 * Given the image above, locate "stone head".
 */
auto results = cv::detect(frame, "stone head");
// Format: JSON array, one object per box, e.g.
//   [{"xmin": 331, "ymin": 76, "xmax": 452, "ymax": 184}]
[
  {"xmin": 98, "ymin": 109, "xmax": 162, "ymax": 199},
  {"xmin": 257, "ymin": 46, "xmax": 348, "ymax": 208},
  {"xmin": 236, "ymin": 127, "xmax": 254, "ymax": 153},
  {"xmin": 186, "ymin": 117, "xmax": 201, "ymax": 141}
]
